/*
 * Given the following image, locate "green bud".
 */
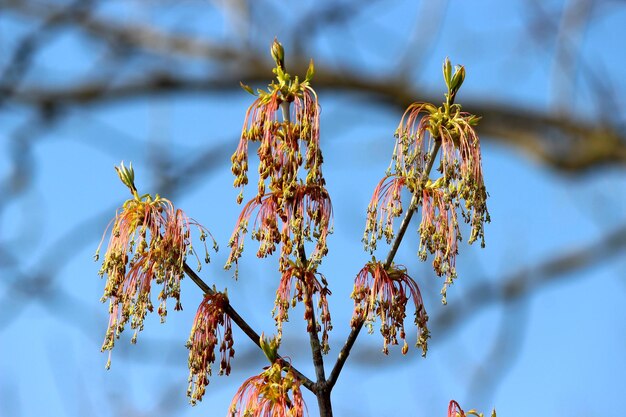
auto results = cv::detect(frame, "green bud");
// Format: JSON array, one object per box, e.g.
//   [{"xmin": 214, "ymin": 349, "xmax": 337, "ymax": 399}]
[
  {"xmin": 115, "ymin": 161, "xmax": 137, "ymax": 195},
  {"xmin": 259, "ymin": 332, "xmax": 279, "ymax": 363},
  {"xmin": 450, "ymin": 65, "xmax": 466, "ymax": 94},
  {"xmin": 271, "ymin": 38, "xmax": 285, "ymax": 69},
  {"xmin": 442, "ymin": 58, "xmax": 452, "ymax": 89}
]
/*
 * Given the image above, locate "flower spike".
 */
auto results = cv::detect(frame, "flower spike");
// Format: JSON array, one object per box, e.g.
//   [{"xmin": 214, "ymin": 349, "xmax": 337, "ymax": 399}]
[
  {"xmin": 186, "ymin": 291, "xmax": 234, "ymax": 405},
  {"xmin": 273, "ymin": 263, "xmax": 332, "ymax": 353},
  {"xmin": 364, "ymin": 58, "xmax": 489, "ymax": 303},
  {"xmin": 230, "ymin": 362, "xmax": 307, "ymax": 417},
  {"xmin": 96, "ymin": 164, "xmax": 217, "ymax": 369},
  {"xmin": 351, "ymin": 260, "xmax": 429, "ymax": 356}
]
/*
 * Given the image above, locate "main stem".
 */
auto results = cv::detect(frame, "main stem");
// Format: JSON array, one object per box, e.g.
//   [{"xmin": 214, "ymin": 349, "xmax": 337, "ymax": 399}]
[
  {"xmin": 327, "ymin": 140, "xmax": 442, "ymax": 390},
  {"xmin": 282, "ymin": 99, "xmax": 333, "ymax": 417}
]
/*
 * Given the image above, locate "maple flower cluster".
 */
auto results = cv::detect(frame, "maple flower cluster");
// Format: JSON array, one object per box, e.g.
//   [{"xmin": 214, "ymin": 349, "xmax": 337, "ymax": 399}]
[
  {"xmin": 186, "ymin": 291, "xmax": 234, "ymax": 405},
  {"xmin": 226, "ymin": 40, "xmax": 332, "ymax": 350},
  {"xmin": 230, "ymin": 361, "xmax": 306, "ymax": 417},
  {"xmin": 363, "ymin": 59, "xmax": 489, "ymax": 303},
  {"xmin": 95, "ymin": 163, "xmax": 216, "ymax": 369},
  {"xmin": 351, "ymin": 260, "xmax": 429, "ymax": 355},
  {"xmin": 273, "ymin": 261, "xmax": 332, "ymax": 353}
]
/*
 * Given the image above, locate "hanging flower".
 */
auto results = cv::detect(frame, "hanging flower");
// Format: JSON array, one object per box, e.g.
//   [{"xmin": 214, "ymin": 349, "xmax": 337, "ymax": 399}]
[
  {"xmin": 363, "ymin": 175, "xmax": 410, "ymax": 251},
  {"xmin": 186, "ymin": 291, "xmax": 234, "ymax": 405},
  {"xmin": 392, "ymin": 102, "xmax": 438, "ymax": 179},
  {"xmin": 393, "ymin": 63, "xmax": 489, "ymax": 249},
  {"xmin": 273, "ymin": 262, "xmax": 332, "ymax": 353},
  {"xmin": 418, "ymin": 181, "xmax": 460, "ymax": 304},
  {"xmin": 225, "ymin": 183, "xmax": 332, "ymax": 275},
  {"xmin": 229, "ymin": 362, "xmax": 306, "ymax": 417},
  {"xmin": 232, "ymin": 50, "xmax": 322, "ymax": 205},
  {"xmin": 95, "ymin": 162, "xmax": 216, "ymax": 369},
  {"xmin": 350, "ymin": 260, "xmax": 429, "ymax": 356},
  {"xmin": 448, "ymin": 400, "xmax": 465, "ymax": 417},
  {"xmin": 363, "ymin": 59, "xmax": 489, "ymax": 303}
]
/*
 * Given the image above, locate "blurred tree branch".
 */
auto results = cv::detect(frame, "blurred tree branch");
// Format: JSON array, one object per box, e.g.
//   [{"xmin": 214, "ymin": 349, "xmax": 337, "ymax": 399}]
[{"xmin": 3, "ymin": 0, "xmax": 624, "ymax": 172}]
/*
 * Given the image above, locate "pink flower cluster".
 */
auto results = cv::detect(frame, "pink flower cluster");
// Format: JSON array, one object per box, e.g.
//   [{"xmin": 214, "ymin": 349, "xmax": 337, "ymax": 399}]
[
  {"xmin": 364, "ymin": 95, "xmax": 489, "ymax": 303},
  {"xmin": 96, "ymin": 193, "xmax": 214, "ymax": 369},
  {"xmin": 230, "ymin": 362, "xmax": 306, "ymax": 417},
  {"xmin": 186, "ymin": 292, "xmax": 234, "ymax": 405},
  {"xmin": 351, "ymin": 261, "xmax": 429, "ymax": 356}
]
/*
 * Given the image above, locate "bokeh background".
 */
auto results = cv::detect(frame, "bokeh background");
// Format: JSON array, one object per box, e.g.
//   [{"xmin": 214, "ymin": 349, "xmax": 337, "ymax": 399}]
[{"xmin": 1, "ymin": 1, "xmax": 625, "ymax": 416}]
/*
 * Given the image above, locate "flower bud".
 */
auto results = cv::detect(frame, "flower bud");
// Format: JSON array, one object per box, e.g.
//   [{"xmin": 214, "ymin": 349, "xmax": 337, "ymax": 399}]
[
  {"xmin": 271, "ymin": 39, "xmax": 285, "ymax": 69},
  {"xmin": 450, "ymin": 65, "xmax": 466, "ymax": 95},
  {"xmin": 115, "ymin": 161, "xmax": 137, "ymax": 194},
  {"xmin": 442, "ymin": 58, "xmax": 452, "ymax": 89},
  {"xmin": 260, "ymin": 332, "xmax": 279, "ymax": 363}
]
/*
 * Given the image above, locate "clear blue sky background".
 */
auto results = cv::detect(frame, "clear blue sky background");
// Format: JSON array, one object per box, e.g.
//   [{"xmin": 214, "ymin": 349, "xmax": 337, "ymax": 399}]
[{"xmin": 1, "ymin": 1, "xmax": 625, "ymax": 416}]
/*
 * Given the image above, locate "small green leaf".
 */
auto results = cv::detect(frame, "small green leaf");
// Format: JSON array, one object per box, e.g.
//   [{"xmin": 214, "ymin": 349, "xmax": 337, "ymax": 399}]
[
  {"xmin": 259, "ymin": 332, "xmax": 279, "ymax": 363},
  {"xmin": 239, "ymin": 82, "xmax": 255, "ymax": 96},
  {"xmin": 450, "ymin": 65, "xmax": 466, "ymax": 94},
  {"xmin": 442, "ymin": 58, "xmax": 452, "ymax": 89},
  {"xmin": 305, "ymin": 59, "xmax": 315, "ymax": 81}
]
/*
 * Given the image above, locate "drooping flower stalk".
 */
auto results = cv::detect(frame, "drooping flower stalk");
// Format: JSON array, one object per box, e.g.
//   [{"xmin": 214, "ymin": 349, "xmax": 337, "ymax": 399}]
[
  {"xmin": 350, "ymin": 260, "xmax": 429, "ymax": 356},
  {"xmin": 273, "ymin": 262, "xmax": 332, "ymax": 353},
  {"xmin": 230, "ymin": 362, "xmax": 306, "ymax": 417},
  {"xmin": 363, "ymin": 175, "xmax": 410, "ymax": 250},
  {"xmin": 226, "ymin": 183, "xmax": 332, "ymax": 274},
  {"xmin": 363, "ymin": 58, "xmax": 489, "ymax": 303},
  {"xmin": 186, "ymin": 291, "xmax": 234, "ymax": 405},
  {"xmin": 418, "ymin": 181, "xmax": 460, "ymax": 304},
  {"xmin": 96, "ymin": 162, "xmax": 217, "ymax": 368}
]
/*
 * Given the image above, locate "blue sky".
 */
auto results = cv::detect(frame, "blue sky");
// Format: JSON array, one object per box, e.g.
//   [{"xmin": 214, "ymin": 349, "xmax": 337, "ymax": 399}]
[{"xmin": 1, "ymin": 1, "xmax": 625, "ymax": 416}]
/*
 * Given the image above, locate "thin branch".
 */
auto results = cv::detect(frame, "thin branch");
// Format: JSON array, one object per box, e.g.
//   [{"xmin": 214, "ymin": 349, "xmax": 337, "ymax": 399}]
[
  {"xmin": 326, "ymin": 141, "xmax": 441, "ymax": 390},
  {"xmin": 182, "ymin": 263, "xmax": 316, "ymax": 392},
  {"xmin": 2, "ymin": 0, "xmax": 240, "ymax": 62},
  {"xmin": 281, "ymin": 94, "xmax": 327, "ymax": 388}
]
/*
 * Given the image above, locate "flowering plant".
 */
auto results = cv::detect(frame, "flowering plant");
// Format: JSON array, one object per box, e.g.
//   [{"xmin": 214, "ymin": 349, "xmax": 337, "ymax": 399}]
[{"xmin": 96, "ymin": 40, "xmax": 495, "ymax": 417}]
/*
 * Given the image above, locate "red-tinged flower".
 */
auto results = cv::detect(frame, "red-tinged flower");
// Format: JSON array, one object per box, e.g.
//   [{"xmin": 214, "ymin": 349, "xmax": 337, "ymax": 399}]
[
  {"xmin": 232, "ymin": 73, "xmax": 323, "ymax": 204},
  {"xmin": 230, "ymin": 362, "xmax": 306, "ymax": 417},
  {"xmin": 225, "ymin": 183, "xmax": 332, "ymax": 275},
  {"xmin": 273, "ymin": 263, "xmax": 332, "ymax": 353},
  {"xmin": 292, "ymin": 86, "xmax": 322, "ymax": 184},
  {"xmin": 392, "ymin": 102, "xmax": 438, "ymax": 178},
  {"xmin": 186, "ymin": 291, "xmax": 234, "ymax": 405},
  {"xmin": 437, "ymin": 109, "xmax": 489, "ymax": 248},
  {"xmin": 448, "ymin": 400, "xmax": 495, "ymax": 417},
  {"xmin": 418, "ymin": 183, "xmax": 460, "ymax": 304},
  {"xmin": 231, "ymin": 90, "xmax": 282, "ymax": 202},
  {"xmin": 363, "ymin": 175, "xmax": 410, "ymax": 251},
  {"xmin": 395, "ymin": 99, "xmax": 489, "ymax": 249},
  {"xmin": 364, "ymin": 67, "xmax": 489, "ymax": 303},
  {"xmin": 351, "ymin": 260, "xmax": 429, "ymax": 356},
  {"xmin": 96, "ymin": 163, "xmax": 216, "ymax": 369},
  {"xmin": 448, "ymin": 400, "xmax": 465, "ymax": 417}
]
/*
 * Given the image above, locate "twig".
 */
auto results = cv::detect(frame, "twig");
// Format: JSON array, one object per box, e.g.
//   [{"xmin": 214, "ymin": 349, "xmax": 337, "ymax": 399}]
[
  {"xmin": 182, "ymin": 263, "xmax": 316, "ymax": 392},
  {"xmin": 326, "ymin": 140, "xmax": 441, "ymax": 390}
]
